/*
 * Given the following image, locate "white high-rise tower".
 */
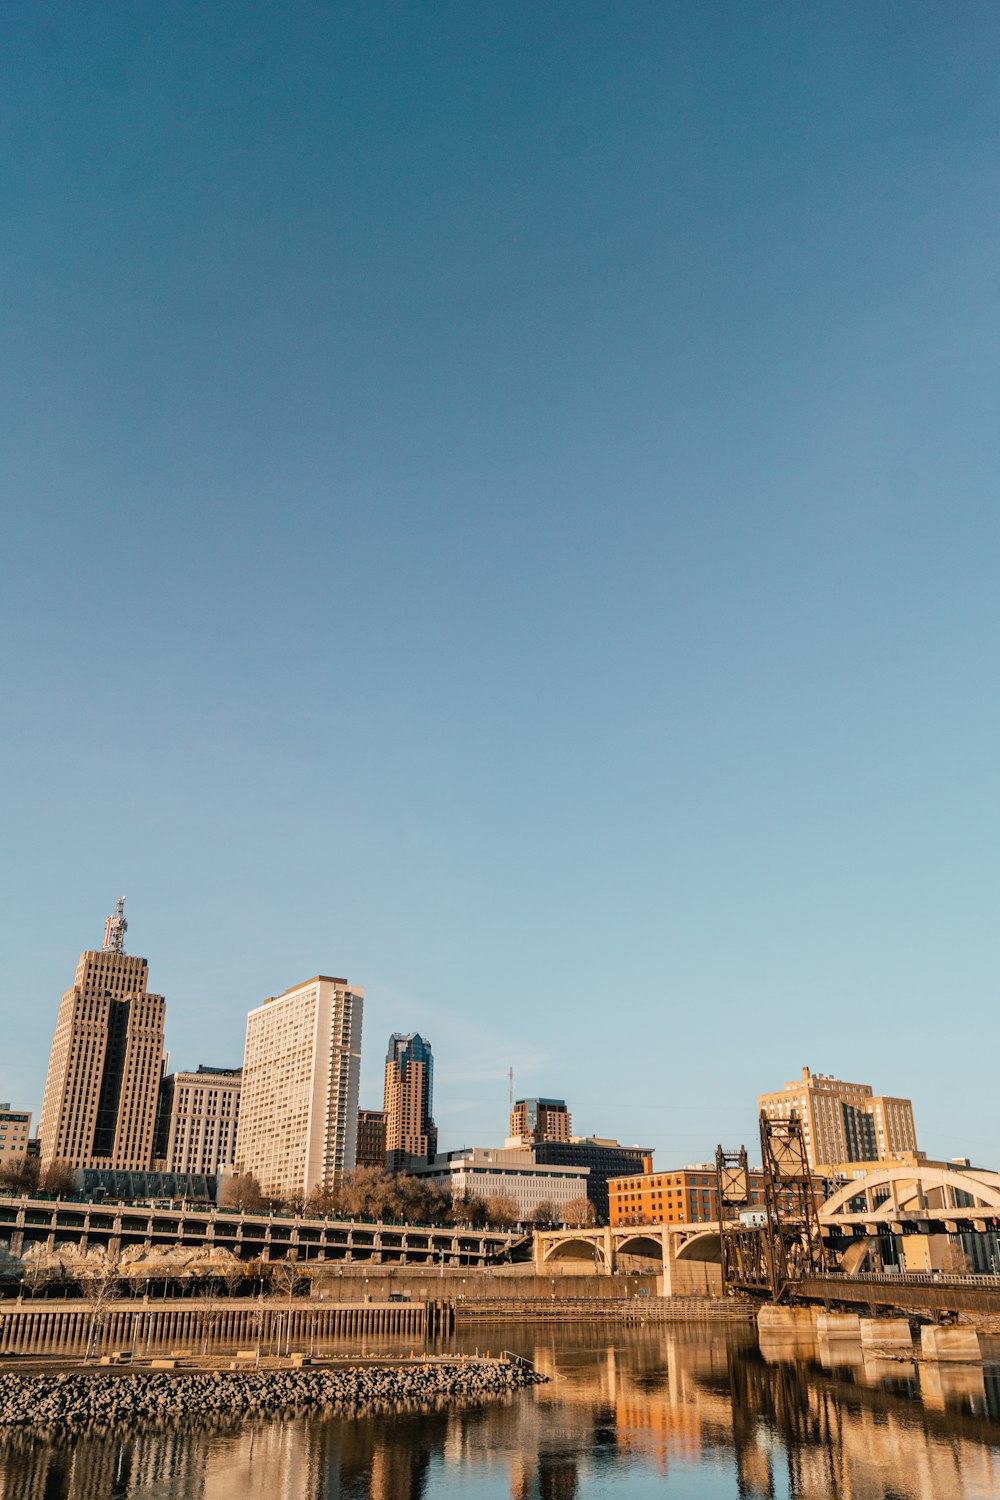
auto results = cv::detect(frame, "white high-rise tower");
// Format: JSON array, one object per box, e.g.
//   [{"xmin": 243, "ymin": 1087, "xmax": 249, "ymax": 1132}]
[{"xmin": 235, "ymin": 975, "xmax": 363, "ymax": 1200}]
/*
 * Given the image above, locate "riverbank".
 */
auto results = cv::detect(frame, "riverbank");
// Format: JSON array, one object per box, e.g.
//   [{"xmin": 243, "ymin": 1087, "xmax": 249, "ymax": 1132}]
[
  {"xmin": 0, "ymin": 1358, "xmax": 543, "ymax": 1431},
  {"xmin": 0, "ymin": 1292, "xmax": 746, "ymax": 1360}
]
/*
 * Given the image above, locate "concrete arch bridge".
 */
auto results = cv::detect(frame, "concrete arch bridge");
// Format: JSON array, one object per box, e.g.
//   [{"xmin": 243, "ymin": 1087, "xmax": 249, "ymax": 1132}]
[{"xmin": 534, "ymin": 1223, "xmax": 722, "ymax": 1295}]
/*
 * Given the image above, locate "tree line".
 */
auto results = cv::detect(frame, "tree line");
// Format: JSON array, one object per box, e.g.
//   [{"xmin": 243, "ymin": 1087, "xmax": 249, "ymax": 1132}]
[
  {"xmin": 0, "ymin": 1156, "xmax": 598, "ymax": 1229},
  {"xmin": 0, "ymin": 1156, "xmax": 76, "ymax": 1197},
  {"xmin": 220, "ymin": 1166, "xmax": 597, "ymax": 1228}
]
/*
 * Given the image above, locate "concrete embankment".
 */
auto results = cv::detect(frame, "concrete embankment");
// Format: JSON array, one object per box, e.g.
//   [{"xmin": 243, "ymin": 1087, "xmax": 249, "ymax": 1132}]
[
  {"xmin": 0, "ymin": 1298, "xmax": 450, "ymax": 1358},
  {"xmin": 0, "ymin": 1359, "xmax": 543, "ymax": 1430}
]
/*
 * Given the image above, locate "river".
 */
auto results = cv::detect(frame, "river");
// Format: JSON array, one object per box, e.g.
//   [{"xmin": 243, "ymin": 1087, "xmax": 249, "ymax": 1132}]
[{"xmin": 1, "ymin": 1319, "xmax": 998, "ymax": 1498}]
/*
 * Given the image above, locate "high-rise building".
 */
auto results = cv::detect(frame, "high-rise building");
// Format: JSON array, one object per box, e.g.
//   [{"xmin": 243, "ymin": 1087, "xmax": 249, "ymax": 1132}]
[
  {"xmin": 154, "ymin": 1065, "xmax": 242, "ymax": 1177},
  {"xmin": 235, "ymin": 976, "xmax": 363, "ymax": 1201},
  {"xmin": 355, "ymin": 1108, "xmax": 387, "ymax": 1169},
  {"xmin": 758, "ymin": 1067, "xmax": 919, "ymax": 1176},
  {"xmin": 383, "ymin": 1033, "xmax": 437, "ymax": 1170},
  {"xmin": 0, "ymin": 1106, "xmax": 31, "ymax": 1170},
  {"xmin": 510, "ymin": 1097, "xmax": 571, "ymax": 1144},
  {"xmin": 38, "ymin": 900, "xmax": 165, "ymax": 1172}
]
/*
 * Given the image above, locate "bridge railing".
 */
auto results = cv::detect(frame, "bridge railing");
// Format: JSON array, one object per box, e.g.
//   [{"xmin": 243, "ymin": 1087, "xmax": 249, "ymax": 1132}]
[{"xmin": 839, "ymin": 1270, "xmax": 1000, "ymax": 1288}]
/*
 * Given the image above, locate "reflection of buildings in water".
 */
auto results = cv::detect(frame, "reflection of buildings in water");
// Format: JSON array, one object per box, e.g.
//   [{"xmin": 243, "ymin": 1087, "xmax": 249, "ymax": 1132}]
[
  {"xmin": 758, "ymin": 1330, "xmax": 819, "ymax": 1367},
  {"xmin": 0, "ymin": 1441, "xmax": 68, "ymax": 1500},
  {"xmin": 0, "ymin": 1407, "xmax": 451, "ymax": 1500},
  {"xmin": 515, "ymin": 1326, "xmax": 745, "ymax": 1484},
  {"xmin": 726, "ymin": 1340, "xmax": 1000, "ymax": 1500},
  {"xmin": 3, "ymin": 1328, "xmax": 1000, "ymax": 1500},
  {"xmin": 368, "ymin": 1443, "xmax": 431, "ymax": 1500},
  {"xmin": 508, "ymin": 1453, "xmax": 580, "ymax": 1500},
  {"xmin": 199, "ymin": 1419, "xmax": 327, "ymax": 1500},
  {"xmin": 816, "ymin": 1337, "xmax": 865, "ymax": 1372},
  {"xmin": 0, "ymin": 1427, "xmax": 212, "ymax": 1500},
  {"xmin": 986, "ymin": 1367, "xmax": 1000, "ymax": 1424},
  {"xmin": 0, "ymin": 1416, "xmax": 374, "ymax": 1500}
]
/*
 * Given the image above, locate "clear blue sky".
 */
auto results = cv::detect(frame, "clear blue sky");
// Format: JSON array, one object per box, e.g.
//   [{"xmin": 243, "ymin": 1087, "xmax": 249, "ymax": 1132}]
[{"xmin": 3, "ymin": 3, "xmax": 999, "ymax": 1170}]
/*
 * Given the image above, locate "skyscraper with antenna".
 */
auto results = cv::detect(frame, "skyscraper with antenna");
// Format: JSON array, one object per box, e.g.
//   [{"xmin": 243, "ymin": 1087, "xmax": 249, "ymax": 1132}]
[{"xmin": 38, "ymin": 899, "xmax": 166, "ymax": 1173}]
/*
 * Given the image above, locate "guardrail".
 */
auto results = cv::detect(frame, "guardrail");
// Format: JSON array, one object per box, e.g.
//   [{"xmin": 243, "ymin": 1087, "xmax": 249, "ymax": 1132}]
[{"xmin": 844, "ymin": 1270, "xmax": 1000, "ymax": 1288}]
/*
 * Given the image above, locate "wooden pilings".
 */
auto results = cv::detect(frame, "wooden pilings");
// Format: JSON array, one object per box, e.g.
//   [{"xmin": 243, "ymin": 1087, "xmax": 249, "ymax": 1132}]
[{"xmin": 0, "ymin": 1299, "xmax": 453, "ymax": 1358}]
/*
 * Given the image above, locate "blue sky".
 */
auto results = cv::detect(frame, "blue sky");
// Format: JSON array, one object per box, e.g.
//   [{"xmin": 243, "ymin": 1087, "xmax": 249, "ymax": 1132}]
[{"xmin": 2, "ymin": 3, "xmax": 999, "ymax": 1169}]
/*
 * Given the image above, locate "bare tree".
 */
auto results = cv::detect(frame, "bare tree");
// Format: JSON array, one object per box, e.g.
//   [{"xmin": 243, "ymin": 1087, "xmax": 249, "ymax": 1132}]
[
  {"xmin": 269, "ymin": 1257, "xmax": 308, "ymax": 1301},
  {"xmin": 449, "ymin": 1194, "xmax": 487, "ymax": 1228},
  {"xmin": 219, "ymin": 1173, "xmax": 265, "ymax": 1212},
  {"xmin": 533, "ymin": 1199, "xmax": 557, "ymax": 1229},
  {"xmin": 304, "ymin": 1184, "xmax": 341, "ymax": 1218},
  {"xmin": 77, "ymin": 1253, "xmax": 123, "ymax": 1360},
  {"xmin": 0, "ymin": 1156, "xmax": 40, "ymax": 1196},
  {"xmin": 39, "ymin": 1161, "xmax": 75, "ymax": 1197},
  {"xmin": 485, "ymin": 1194, "xmax": 519, "ymax": 1228},
  {"xmin": 218, "ymin": 1249, "xmax": 246, "ymax": 1299},
  {"xmin": 19, "ymin": 1248, "xmax": 55, "ymax": 1300},
  {"xmin": 561, "ymin": 1196, "xmax": 597, "ymax": 1228}
]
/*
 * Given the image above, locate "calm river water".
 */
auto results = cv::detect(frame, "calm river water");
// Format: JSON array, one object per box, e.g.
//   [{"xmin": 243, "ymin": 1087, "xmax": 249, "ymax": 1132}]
[{"xmin": 2, "ymin": 1320, "xmax": 999, "ymax": 1499}]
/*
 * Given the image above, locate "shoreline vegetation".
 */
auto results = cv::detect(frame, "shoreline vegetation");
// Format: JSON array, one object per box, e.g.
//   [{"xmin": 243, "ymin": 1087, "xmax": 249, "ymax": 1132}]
[
  {"xmin": 0, "ymin": 1165, "xmax": 597, "ymax": 1233},
  {"xmin": 0, "ymin": 1358, "xmax": 544, "ymax": 1434}
]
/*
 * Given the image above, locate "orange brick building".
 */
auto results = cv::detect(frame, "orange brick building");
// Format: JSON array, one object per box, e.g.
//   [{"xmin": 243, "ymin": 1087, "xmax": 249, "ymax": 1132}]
[{"xmin": 608, "ymin": 1164, "xmax": 826, "ymax": 1226}]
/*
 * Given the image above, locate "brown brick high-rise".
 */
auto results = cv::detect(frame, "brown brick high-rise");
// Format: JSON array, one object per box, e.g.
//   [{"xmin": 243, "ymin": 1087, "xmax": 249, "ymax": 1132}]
[
  {"xmin": 383, "ymin": 1033, "xmax": 437, "ymax": 1170},
  {"xmin": 38, "ymin": 901, "xmax": 165, "ymax": 1172}
]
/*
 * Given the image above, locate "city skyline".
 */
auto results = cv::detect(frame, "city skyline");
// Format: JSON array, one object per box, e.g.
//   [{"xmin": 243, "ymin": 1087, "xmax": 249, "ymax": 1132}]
[{"xmin": 11, "ymin": 899, "xmax": 990, "ymax": 1188}]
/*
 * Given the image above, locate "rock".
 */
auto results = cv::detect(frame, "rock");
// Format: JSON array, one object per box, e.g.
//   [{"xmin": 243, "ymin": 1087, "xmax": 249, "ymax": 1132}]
[{"xmin": 0, "ymin": 1359, "xmax": 543, "ymax": 1434}]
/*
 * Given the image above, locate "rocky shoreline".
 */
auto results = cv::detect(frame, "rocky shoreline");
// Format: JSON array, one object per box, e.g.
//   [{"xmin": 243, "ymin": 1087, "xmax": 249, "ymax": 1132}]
[{"xmin": 0, "ymin": 1360, "xmax": 545, "ymax": 1432}]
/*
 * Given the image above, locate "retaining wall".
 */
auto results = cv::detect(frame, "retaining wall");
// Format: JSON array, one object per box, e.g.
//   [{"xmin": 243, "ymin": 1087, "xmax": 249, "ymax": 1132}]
[{"xmin": 0, "ymin": 1298, "xmax": 447, "ymax": 1359}]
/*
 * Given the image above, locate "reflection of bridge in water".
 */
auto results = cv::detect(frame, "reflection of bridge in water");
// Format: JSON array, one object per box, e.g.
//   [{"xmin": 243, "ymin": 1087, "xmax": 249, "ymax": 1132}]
[{"xmin": 535, "ymin": 1161, "xmax": 1000, "ymax": 1314}]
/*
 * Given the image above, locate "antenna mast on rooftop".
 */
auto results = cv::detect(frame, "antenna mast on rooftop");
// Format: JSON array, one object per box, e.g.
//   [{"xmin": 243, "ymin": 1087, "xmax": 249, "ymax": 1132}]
[
  {"xmin": 508, "ymin": 1066, "xmax": 514, "ymax": 1111},
  {"xmin": 103, "ymin": 896, "xmax": 127, "ymax": 954}
]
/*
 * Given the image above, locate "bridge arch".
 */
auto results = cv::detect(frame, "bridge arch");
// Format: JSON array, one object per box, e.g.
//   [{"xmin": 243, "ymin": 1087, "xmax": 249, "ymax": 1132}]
[
  {"xmin": 614, "ymin": 1234, "xmax": 667, "ymax": 1262},
  {"xmin": 821, "ymin": 1165, "xmax": 1000, "ymax": 1221},
  {"xmin": 673, "ymin": 1229, "xmax": 722, "ymax": 1263},
  {"xmin": 540, "ymin": 1235, "xmax": 610, "ymax": 1268}
]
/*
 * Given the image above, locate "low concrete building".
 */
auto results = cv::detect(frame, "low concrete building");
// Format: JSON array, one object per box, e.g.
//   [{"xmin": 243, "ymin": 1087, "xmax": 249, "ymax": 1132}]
[
  {"xmin": 407, "ymin": 1146, "xmax": 589, "ymax": 1224},
  {"xmin": 73, "ymin": 1167, "xmax": 220, "ymax": 1203}
]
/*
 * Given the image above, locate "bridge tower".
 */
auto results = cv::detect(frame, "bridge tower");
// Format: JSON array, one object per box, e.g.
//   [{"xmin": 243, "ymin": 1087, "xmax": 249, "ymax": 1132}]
[{"xmin": 716, "ymin": 1112, "xmax": 828, "ymax": 1302}]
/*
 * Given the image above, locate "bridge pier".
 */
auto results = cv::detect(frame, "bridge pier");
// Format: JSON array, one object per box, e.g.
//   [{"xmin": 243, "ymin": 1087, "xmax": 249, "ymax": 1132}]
[
  {"xmin": 860, "ymin": 1317, "xmax": 911, "ymax": 1352},
  {"xmin": 920, "ymin": 1326, "xmax": 982, "ymax": 1363}
]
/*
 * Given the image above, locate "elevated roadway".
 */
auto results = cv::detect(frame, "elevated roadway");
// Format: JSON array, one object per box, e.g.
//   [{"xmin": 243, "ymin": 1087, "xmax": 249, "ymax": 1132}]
[{"xmin": 0, "ymin": 1193, "xmax": 522, "ymax": 1269}]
